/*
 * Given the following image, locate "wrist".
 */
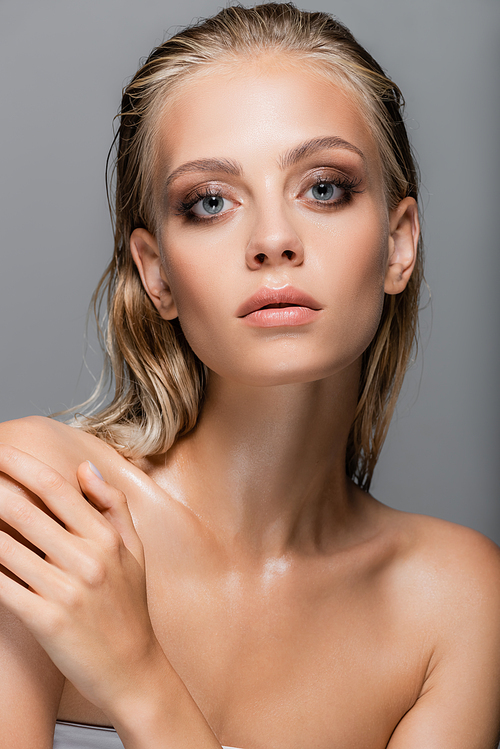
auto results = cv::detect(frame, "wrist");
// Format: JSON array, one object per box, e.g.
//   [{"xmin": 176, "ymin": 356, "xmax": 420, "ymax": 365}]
[{"xmin": 105, "ymin": 641, "xmax": 221, "ymax": 749}]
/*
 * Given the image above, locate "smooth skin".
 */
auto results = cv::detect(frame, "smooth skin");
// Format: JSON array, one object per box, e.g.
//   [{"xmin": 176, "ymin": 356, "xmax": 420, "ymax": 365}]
[{"xmin": 0, "ymin": 55, "xmax": 499, "ymax": 749}]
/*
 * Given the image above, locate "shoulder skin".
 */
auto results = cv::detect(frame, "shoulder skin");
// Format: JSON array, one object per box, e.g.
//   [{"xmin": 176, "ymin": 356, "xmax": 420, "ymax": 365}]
[{"xmin": 384, "ymin": 510, "xmax": 500, "ymax": 748}]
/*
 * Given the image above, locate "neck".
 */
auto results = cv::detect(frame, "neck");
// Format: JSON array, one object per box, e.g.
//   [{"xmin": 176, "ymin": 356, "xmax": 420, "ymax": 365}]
[{"xmin": 156, "ymin": 361, "xmax": 365, "ymax": 556}]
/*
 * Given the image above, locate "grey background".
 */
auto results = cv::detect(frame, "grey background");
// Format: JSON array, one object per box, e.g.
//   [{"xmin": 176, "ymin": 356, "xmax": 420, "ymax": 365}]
[{"xmin": 1, "ymin": 0, "xmax": 499, "ymax": 545}]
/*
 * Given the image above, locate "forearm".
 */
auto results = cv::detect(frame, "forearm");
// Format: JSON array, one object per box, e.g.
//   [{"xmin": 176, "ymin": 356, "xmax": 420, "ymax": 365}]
[
  {"xmin": 0, "ymin": 445, "xmax": 222, "ymax": 749},
  {"xmin": 106, "ymin": 645, "xmax": 222, "ymax": 749}
]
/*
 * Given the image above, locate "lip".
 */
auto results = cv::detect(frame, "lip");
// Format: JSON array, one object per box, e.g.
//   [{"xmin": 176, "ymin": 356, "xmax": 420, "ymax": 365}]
[{"xmin": 236, "ymin": 286, "xmax": 322, "ymax": 328}]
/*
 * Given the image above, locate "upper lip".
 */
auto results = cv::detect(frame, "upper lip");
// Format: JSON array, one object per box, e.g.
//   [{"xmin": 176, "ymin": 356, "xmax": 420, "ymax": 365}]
[{"xmin": 236, "ymin": 286, "xmax": 322, "ymax": 317}]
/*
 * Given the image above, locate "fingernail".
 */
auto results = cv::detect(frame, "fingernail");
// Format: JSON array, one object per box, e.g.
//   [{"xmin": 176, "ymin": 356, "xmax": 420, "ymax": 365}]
[{"xmin": 87, "ymin": 461, "xmax": 104, "ymax": 481}]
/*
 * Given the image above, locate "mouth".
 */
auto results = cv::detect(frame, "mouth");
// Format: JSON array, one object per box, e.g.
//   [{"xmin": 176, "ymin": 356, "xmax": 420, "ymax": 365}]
[
  {"xmin": 260, "ymin": 302, "xmax": 300, "ymax": 309},
  {"xmin": 236, "ymin": 287, "xmax": 322, "ymax": 318},
  {"xmin": 236, "ymin": 286, "xmax": 322, "ymax": 328}
]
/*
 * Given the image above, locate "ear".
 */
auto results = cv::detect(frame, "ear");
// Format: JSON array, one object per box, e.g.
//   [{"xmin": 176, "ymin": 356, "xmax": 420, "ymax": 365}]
[
  {"xmin": 129, "ymin": 228, "xmax": 178, "ymax": 320},
  {"xmin": 384, "ymin": 197, "xmax": 420, "ymax": 295}
]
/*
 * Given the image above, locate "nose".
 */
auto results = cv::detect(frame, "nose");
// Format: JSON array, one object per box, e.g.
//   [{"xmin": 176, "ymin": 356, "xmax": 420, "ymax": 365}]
[{"xmin": 245, "ymin": 201, "xmax": 304, "ymax": 270}]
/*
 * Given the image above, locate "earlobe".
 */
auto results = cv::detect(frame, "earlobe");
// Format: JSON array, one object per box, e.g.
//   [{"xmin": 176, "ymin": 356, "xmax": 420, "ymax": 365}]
[
  {"xmin": 129, "ymin": 228, "xmax": 178, "ymax": 320},
  {"xmin": 384, "ymin": 197, "xmax": 420, "ymax": 295}
]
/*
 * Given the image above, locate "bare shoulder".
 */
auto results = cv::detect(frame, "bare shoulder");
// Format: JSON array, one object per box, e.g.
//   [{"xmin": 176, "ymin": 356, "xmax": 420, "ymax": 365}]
[
  {"xmin": 0, "ymin": 416, "xmax": 121, "ymax": 486},
  {"xmin": 375, "ymin": 507, "xmax": 500, "ymax": 746},
  {"xmin": 0, "ymin": 417, "xmax": 177, "ymax": 528},
  {"xmin": 392, "ymin": 510, "xmax": 500, "ymax": 603},
  {"xmin": 0, "ymin": 414, "xmax": 112, "ymax": 454},
  {"xmin": 382, "ymin": 507, "xmax": 500, "ymax": 678},
  {"xmin": 369, "ymin": 507, "xmax": 500, "ymax": 746}
]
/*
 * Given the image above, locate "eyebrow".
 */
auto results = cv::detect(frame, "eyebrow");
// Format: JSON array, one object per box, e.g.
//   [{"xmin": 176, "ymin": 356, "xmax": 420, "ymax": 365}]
[
  {"xmin": 279, "ymin": 136, "xmax": 365, "ymax": 169},
  {"xmin": 164, "ymin": 158, "xmax": 241, "ymax": 189},
  {"xmin": 163, "ymin": 136, "xmax": 365, "ymax": 190}
]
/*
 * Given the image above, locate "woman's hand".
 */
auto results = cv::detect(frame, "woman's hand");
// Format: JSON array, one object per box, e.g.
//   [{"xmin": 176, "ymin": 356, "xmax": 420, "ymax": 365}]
[{"xmin": 0, "ymin": 443, "xmax": 163, "ymax": 717}]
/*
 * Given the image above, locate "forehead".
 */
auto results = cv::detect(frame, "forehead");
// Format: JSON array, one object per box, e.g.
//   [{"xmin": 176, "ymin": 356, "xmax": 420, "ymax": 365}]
[{"xmin": 155, "ymin": 54, "xmax": 381, "ymax": 178}]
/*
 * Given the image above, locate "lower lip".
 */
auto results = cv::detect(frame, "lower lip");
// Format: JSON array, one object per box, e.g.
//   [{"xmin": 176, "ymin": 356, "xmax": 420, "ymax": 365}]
[{"xmin": 241, "ymin": 306, "xmax": 321, "ymax": 327}]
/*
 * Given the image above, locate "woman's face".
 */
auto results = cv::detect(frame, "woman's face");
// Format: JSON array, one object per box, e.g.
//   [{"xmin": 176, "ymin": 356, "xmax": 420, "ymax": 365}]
[{"xmin": 132, "ymin": 57, "xmax": 416, "ymax": 387}]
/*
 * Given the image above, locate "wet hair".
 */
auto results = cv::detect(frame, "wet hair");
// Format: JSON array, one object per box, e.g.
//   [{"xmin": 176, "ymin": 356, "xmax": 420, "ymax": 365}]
[{"xmin": 75, "ymin": 2, "xmax": 423, "ymax": 491}]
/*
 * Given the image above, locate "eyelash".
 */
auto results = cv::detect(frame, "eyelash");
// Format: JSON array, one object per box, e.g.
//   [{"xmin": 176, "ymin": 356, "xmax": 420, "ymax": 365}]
[
  {"xmin": 173, "ymin": 174, "xmax": 363, "ymax": 224},
  {"xmin": 175, "ymin": 187, "xmax": 230, "ymax": 223}
]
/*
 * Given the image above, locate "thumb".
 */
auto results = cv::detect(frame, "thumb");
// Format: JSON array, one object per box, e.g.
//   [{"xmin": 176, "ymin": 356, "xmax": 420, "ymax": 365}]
[{"xmin": 77, "ymin": 461, "xmax": 144, "ymax": 567}]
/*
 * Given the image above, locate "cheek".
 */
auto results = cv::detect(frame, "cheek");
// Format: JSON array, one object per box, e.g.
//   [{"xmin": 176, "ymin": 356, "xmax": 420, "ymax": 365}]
[
  {"xmin": 312, "ymin": 209, "xmax": 389, "ymax": 359},
  {"xmin": 160, "ymin": 241, "xmax": 236, "ymax": 367}
]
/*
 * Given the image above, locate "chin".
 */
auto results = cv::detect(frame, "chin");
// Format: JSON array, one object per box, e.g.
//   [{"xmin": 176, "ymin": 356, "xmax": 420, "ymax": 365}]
[
  {"xmin": 210, "ymin": 355, "xmax": 361, "ymax": 389},
  {"xmin": 190, "ymin": 330, "xmax": 369, "ymax": 390}
]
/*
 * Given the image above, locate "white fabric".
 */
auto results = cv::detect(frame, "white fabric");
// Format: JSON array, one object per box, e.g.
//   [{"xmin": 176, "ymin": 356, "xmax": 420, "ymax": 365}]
[
  {"xmin": 54, "ymin": 720, "xmax": 242, "ymax": 749},
  {"xmin": 54, "ymin": 722, "xmax": 125, "ymax": 749}
]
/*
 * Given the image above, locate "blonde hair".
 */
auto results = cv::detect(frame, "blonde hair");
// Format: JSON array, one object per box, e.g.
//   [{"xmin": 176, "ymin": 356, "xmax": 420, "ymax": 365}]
[{"xmin": 75, "ymin": 2, "xmax": 423, "ymax": 491}]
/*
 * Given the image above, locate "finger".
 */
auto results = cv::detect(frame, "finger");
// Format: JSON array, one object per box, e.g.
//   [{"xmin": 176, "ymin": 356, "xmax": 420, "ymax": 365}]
[
  {"xmin": 0, "ymin": 558, "xmax": 45, "ymax": 629},
  {"xmin": 0, "ymin": 468, "xmax": 59, "ymax": 519},
  {"xmin": 0, "ymin": 530, "xmax": 64, "ymax": 598},
  {"xmin": 77, "ymin": 462, "xmax": 144, "ymax": 565},
  {"xmin": 0, "ymin": 485, "xmax": 85, "ymax": 569},
  {"xmin": 0, "ymin": 444, "xmax": 106, "ymax": 536}
]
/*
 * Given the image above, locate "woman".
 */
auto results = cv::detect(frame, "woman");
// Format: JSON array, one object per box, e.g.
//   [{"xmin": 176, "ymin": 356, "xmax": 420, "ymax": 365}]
[{"xmin": 0, "ymin": 4, "xmax": 499, "ymax": 748}]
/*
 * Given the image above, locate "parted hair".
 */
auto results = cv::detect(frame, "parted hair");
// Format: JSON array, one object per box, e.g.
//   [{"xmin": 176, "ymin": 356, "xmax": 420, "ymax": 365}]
[{"xmin": 75, "ymin": 2, "xmax": 423, "ymax": 491}]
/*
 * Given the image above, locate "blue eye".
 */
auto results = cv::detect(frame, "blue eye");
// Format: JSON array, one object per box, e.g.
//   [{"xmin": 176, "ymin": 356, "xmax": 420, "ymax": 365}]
[
  {"xmin": 191, "ymin": 194, "xmax": 233, "ymax": 217},
  {"xmin": 200, "ymin": 196, "xmax": 224, "ymax": 214},
  {"xmin": 309, "ymin": 181, "xmax": 342, "ymax": 201}
]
